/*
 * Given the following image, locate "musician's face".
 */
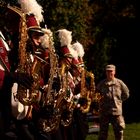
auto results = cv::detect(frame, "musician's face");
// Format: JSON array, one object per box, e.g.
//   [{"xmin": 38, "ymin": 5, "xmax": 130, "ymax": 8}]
[
  {"xmin": 32, "ymin": 36, "xmax": 42, "ymax": 46},
  {"xmin": 66, "ymin": 57, "xmax": 73, "ymax": 64},
  {"xmin": 31, "ymin": 32, "xmax": 43, "ymax": 46}
]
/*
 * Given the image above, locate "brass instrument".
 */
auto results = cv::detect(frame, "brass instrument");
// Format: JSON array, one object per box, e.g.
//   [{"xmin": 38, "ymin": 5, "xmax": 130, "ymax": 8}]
[
  {"xmin": 87, "ymin": 71, "xmax": 96, "ymax": 102},
  {"xmin": 80, "ymin": 69, "xmax": 95, "ymax": 113},
  {"xmin": 61, "ymin": 95, "xmax": 77, "ymax": 127},
  {"xmin": 38, "ymin": 30, "xmax": 66, "ymax": 133},
  {"xmin": 38, "ymin": 39, "xmax": 77, "ymax": 132},
  {"xmin": 60, "ymin": 64, "xmax": 75, "ymax": 127},
  {"xmin": 16, "ymin": 55, "xmax": 45, "ymax": 106},
  {"xmin": 88, "ymin": 72, "xmax": 102, "ymax": 115},
  {"xmin": 8, "ymin": 5, "xmax": 44, "ymax": 106}
]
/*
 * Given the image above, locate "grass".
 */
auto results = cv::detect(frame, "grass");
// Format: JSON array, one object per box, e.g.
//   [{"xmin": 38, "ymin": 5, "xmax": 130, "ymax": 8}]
[{"xmin": 86, "ymin": 123, "xmax": 140, "ymax": 140}]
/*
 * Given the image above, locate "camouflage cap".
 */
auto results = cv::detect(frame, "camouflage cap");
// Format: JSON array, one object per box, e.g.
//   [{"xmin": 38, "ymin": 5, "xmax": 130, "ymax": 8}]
[{"xmin": 106, "ymin": 64, "xmax": 116, "ymax": 71}]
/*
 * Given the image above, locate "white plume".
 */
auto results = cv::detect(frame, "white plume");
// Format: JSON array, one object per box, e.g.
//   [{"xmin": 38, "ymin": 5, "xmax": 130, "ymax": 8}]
[
  {"xmin": 68, "ymin": 45, "xmax": 78, "ymax": 58},
  {"xmin": 72, "ymin": 41, "xmax": 85, "ymax": 57},
  {"xmin": 57, "ymin": 29, "xmax": 72, "ymax": 46},
  {"xmin": 40, "ymin": 34, "xmax": 49, "ymax": 49},
  {"xmin": 18, "ymin": 0, "xmax": 44, "ymax": 24},
  {"xmin": 40, "ymin": 28, "xmax": 54, "ymax": 49}
]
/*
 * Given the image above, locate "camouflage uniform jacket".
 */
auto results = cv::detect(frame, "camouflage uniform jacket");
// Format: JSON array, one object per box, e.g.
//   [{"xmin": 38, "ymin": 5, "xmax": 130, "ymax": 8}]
[{"xmin": 97, "ymin": 78, "xmax": 129, "ymax": 115}]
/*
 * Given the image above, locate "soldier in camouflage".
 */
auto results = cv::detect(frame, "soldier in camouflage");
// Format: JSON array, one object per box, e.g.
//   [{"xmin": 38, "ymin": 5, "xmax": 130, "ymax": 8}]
[{"xmin": 96, "ymin": 64, "xmax": 129, "ymax": 140}]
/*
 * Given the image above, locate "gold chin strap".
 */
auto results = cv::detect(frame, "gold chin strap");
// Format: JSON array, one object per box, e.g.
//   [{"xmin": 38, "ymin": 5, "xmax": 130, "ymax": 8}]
[{"xmin": 61, "ymin": 63, "xmax": 66, "ymax": 76}]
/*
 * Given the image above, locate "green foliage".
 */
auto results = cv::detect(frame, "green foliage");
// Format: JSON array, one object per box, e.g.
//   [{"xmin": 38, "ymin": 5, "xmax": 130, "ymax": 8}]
[
  {"xmin": 84, "ymin": 0, "xmax": 136, "ymax": 81},
  {"xmin": 0, "ymin": 0, "xmax": 136, "ymax": 81},
  {"xmin": 38, "ymin": 0, "xmax": 93, "ymax": 46}
]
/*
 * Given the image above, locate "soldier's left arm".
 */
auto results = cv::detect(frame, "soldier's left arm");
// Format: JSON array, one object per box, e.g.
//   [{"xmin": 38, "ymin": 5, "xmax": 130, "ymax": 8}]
[{"xmin": 120, "ymin": 80, "xmax": 130, "ymax": 101}]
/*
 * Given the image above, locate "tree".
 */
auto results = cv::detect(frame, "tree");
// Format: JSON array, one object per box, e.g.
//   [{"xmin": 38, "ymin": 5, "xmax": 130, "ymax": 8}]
[
  {"xmin": 38, "ymin": 0, "xmax": 93, "ymax": 46},
  {"xmin": 85, "ymin": 0, "xmax": 136, "ymax": 81},
  {"xmin": 0, "ymin": 0, "xmax": 137, "ymax": 82}
]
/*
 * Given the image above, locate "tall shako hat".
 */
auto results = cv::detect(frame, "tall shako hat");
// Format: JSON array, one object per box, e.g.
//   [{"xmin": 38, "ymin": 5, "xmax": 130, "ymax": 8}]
[
  {"xmin": 57, "ymin": 29, "xmax": 79, "ymax": 66},
  {"xmin": 26, "ymin": 14, "xmax": 39, "ymax": 29},
  {"xmin": 72, "ymin": 41, "xmax": 85, "ymax": 67},
  {"xmin": 57, "ymin": 29, "xmax": 73, "ymax": 57},
  {"xmin": 18, "ymin": 0, "xmax": 44, "ymax": 35}
]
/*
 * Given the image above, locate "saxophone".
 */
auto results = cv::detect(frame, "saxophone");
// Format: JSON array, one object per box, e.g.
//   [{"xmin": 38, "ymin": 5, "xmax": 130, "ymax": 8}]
[
  {"xmin": 87, "ymin": 71, "xmax": 96, "ymax": 102},
  {"xmin": 80, "ymin": 69, "xmax": 95, "ymax": 113},
  {"xmin": 16, "ymin": 54, "xmax": 45, "ymax": 106},
  {"xmin": 8, "ymin": 5, "xmax": 44, "ymax": 106},
  {"xmin": 38, "ymin": 31, "xmax": 66, "ymax": 133},
  {"xmin": 60, "ymin": 63, "xmax": 75, "ymax": 127},
  {"xmin": 38, "ymin": 32, "xmax": 78, "ymax": 132},
  {"xmin": 84, "ymin": 71, "xmax": 102, "ymax": 115}
]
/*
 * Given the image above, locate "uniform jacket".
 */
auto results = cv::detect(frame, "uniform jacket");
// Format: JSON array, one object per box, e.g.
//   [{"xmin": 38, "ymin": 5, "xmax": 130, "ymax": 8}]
[
  {"xmin": 97, "ymin": 78, "xmax": 129, "ymax": 115},
  {"xmin": 0, "ymin": 31, "xmax": 10, "ymax": 89}
]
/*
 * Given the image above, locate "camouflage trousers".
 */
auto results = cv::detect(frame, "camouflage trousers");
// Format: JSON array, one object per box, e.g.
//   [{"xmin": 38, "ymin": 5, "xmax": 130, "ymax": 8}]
[{"xmin": 98, "ymin": 114, "xmax": 125, "ymax": 140}]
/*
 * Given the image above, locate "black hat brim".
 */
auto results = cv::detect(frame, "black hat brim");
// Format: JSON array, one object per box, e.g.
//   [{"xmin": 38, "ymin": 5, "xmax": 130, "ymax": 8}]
[{"xmin": 28, "ymin": 27, "xmax": 45, "ymax": 36}]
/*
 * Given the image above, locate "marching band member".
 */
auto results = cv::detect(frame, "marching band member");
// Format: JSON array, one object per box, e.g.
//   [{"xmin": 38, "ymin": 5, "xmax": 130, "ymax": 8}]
[
  {"xmin": 15, "ymin": 0, "xmax": 63, "ymax": 140},
  {"xmin": 71, "ymin": 41, "xmax": 89, "ymax": 140},
  {"xmin": 0, "ymin": 28, "xmax": 33, "ymax": 139},
  {"xmin": 9, "ymin": 0, "xmax": 48, "ymax": 139},
  {"xmin": 57, "ymin": 29, "xmax": 89, "ymax": 140},
  {"xmin": 57, "ymin": 29, "xmax": 76, "ymax": 140}
]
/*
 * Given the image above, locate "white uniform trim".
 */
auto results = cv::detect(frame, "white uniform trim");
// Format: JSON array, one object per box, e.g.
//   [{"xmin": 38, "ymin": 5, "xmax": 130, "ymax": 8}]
[
  {"xmin": 11, "ymin": 83, "xmax": 29, "ymax": 120},
  {"xmin": 0, "ymin": 31, "xmax": 11, "ymax": 51}
]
